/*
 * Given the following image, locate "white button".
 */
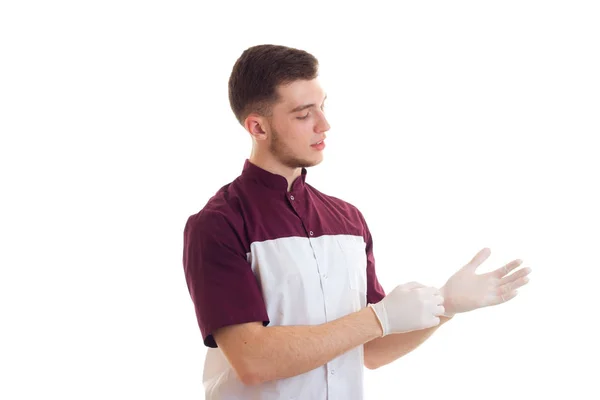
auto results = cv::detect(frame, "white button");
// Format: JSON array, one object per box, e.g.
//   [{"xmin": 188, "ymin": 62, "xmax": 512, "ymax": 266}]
[
  {"xmin": 290, "ymin": 195, "xmax": 294, "ymax": 200},
  {"xmin": 309, "ymin": 231, "xmax": 314, "ymax": 236},
  {"xmin": 330, "ymin": 369, "xmax": 335, "ymax": 375},
  {"xmin": 322, "ymin": 273, "xmax": 327, "ymax": 279}
]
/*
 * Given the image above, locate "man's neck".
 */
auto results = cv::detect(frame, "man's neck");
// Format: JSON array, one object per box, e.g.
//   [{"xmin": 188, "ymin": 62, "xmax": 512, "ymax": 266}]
[{"xmin": 249, "ymin": 154, "xmax": 303, "ymax": 192}]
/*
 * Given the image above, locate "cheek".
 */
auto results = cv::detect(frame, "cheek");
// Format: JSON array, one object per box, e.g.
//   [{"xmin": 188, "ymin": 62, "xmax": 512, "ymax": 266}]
[
  {"xmin": 283, "ymin": 122, "xmax": 308, "ymax": 142},
  {"xmin": 274, "ymin": 119, "xmax": 312, "ymax": 149}
]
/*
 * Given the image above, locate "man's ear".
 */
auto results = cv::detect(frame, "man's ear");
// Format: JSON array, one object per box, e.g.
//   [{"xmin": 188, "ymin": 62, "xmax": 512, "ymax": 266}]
[{"xmin": 245, "ymin": 114, "xmax": 268, "ymax": 141}]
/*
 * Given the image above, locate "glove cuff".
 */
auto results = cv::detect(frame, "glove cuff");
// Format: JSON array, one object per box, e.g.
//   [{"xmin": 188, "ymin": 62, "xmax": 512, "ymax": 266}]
[
  {"xmin": 368, "ymin": 302, "xmax": 388, "ymax": 337},
  {"xmin": 439, "ymin": 285, "xmax": 456, "ymax": 318}
]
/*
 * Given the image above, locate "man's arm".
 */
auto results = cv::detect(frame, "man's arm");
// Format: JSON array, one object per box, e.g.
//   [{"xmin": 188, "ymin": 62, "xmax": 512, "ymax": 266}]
[
  {"xmin": 215, "ymin": 281, "xmax": 445, "ymax": 386},
  {"xmin": 363, "ymin": 316, "xmax": 451, "ymax": 369},
  {"xmin": 213, "ymin": 306, "xmax": 382, "ymax": 386}
]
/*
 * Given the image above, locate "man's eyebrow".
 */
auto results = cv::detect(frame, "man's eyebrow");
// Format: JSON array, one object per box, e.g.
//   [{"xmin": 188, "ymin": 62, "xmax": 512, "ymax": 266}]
[{"xmin": 289, "ymin": 94, "xmax": 327, "ymax": 113}]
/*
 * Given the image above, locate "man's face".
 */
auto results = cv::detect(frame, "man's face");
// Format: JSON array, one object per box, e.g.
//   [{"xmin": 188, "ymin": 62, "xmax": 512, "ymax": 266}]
[{"xmin": 265, "ymin": 78, "xmax": 330, "ymax": 169}]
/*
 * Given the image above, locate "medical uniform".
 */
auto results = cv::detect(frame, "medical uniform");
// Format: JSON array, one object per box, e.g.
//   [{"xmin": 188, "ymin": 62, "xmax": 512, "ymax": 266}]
[{"xmin": 183, "ymin": 159, "xmax": 386, "ymax": 399}]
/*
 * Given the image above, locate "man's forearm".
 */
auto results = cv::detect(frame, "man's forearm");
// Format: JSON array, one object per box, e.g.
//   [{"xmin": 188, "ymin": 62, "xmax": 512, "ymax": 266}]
[
  {"xmin": 227, "ymin": 307, "xmax": 382, "ymax": 385},
  {"xmin": 363, "ymin": 316, "xmax": 452, "ymax": 369}
]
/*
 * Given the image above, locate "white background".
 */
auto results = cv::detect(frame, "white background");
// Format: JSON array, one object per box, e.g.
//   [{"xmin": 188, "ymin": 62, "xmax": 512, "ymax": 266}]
[{"xmin": 1, "ymin": 1, "xmax": 599, "ymax": 399}]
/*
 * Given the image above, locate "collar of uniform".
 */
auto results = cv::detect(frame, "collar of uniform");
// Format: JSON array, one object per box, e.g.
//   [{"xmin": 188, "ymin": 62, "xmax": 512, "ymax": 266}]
[{"xmin": 241, "ymin": 159, "xmax": 307, "ymax": 192}]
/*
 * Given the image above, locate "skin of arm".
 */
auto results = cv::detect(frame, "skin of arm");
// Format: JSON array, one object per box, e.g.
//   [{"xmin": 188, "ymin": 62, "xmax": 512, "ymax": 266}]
[
  {"xmin": 213, "ymin": 306, "xmax": 383, "ymax": 385},
  {"xmin": 363, "ymin": 316, "xmax": 452, "ymax": 369}
]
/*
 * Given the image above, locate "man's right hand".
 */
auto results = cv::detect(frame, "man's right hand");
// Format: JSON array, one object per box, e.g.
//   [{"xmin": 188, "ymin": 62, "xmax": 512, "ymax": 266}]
[{"xmin": 368, "ymin": 282, "xmax": 445, "ymax": 336}]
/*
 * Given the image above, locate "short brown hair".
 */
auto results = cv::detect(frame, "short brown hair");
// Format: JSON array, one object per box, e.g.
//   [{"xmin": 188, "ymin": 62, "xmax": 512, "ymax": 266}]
[{"xmin": 228, "ymin": 44, "xmax": 319, "ymax": 125}]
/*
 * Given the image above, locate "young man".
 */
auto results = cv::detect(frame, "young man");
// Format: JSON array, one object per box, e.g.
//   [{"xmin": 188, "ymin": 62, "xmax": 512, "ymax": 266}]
[{"xmin": 182, "ymin": 44, "xmax": 531, "ymax": 399}]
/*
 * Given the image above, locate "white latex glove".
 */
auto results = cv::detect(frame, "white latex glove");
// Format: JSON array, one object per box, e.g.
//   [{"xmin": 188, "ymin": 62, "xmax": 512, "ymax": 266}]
[
  {"xmin": 368, "ymin": 282, "xmax": 445, "ymax": 336},
  {"xmin": 440, "ymin": 248, "xmax": 532, "ymax": 317}
]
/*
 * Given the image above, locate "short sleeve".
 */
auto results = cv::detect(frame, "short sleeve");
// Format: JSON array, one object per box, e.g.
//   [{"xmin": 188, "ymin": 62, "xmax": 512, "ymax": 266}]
[
  {"xmin": 357, "ymin": 211, "xmax": 386, "ymax": 304},
  {"xmin": 182, "ymin": 210, "xmax": 269, "ymax": 348}
]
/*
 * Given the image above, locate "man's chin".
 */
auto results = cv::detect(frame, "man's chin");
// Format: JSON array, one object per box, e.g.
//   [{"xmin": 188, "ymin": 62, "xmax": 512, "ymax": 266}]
[
  {"xmin": 298, "ymin": 157, "xmax": 323, "ymax": 169},
  {"xmin": 278, "ymin": 153, "xmax": 324, "ymax": 169}
]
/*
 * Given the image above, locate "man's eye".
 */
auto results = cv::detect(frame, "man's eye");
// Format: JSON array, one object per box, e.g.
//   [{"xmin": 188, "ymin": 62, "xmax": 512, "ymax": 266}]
[{"xmin": 297, "ymin": 113, "xmax": 309, "ymax": 120}]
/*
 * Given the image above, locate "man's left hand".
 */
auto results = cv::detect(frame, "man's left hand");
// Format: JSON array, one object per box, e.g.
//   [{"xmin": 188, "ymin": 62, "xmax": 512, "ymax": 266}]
[{"xmin": 440, "ymin": 248, "xmax": 532, "ymax": 317}]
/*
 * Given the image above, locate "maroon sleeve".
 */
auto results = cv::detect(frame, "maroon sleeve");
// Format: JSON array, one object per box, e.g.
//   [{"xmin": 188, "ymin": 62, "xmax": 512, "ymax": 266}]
[
  {"xmin": 358, "ymin": 211, "xmax": 386, "ymax": 304},
  {"xmin": 182, "ymin": 210, "xmax": 269, "ymax": 348}
]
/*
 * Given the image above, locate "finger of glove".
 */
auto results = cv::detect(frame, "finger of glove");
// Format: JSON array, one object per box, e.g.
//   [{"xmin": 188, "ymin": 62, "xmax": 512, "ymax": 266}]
[
  {"xmin": 491, "ymin": 259, "xmax": 524, "ymax": 279},
  {"xmin": 465, "ymin": 247, "xmax": 492, "ymax": 270},
  {"xmin": 498, "ymin": 267, "xmax": 531, "ymax": 286},
  {"xmin": 415, "ymin": 286, "xmax": 441, "ymax": 296},
  {"xmin": 432, "ymin": 305, "xmax": 446, "ymax": 316},
  {"xmin": 400, "ymin": 281, "xmax": 427, "ymax": 291},
  {"xmin": 432, "ymin": 294, "xmax": 445, "ymax": 306}
]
